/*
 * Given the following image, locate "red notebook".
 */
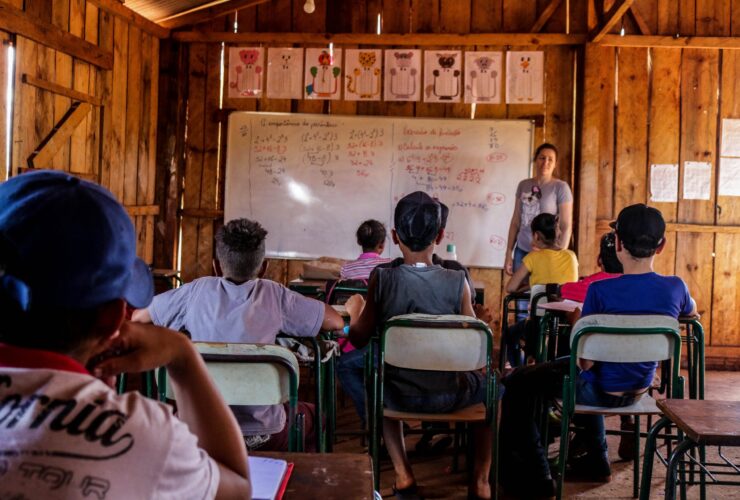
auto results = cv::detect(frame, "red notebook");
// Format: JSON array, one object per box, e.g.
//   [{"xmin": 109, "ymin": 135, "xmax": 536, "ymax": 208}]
[
  {"xmin": 249, "ymin": 457, "xmax": 293, "ymax": 500},
  {"xmin": 275, "ymin": 462, "xmax": 294, "ymax": 500}
]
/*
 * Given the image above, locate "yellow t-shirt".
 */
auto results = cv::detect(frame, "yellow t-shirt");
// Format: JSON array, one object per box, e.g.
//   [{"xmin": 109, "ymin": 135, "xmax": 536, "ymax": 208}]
[{"xmin": 522, "ymin": 248, "xmax": 579, "ymax": 286}]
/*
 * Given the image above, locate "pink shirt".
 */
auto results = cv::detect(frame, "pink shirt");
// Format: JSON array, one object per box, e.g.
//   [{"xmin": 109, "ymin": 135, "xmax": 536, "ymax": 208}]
[
  {"xmin": 560, "ymin": 271, "xmax": 620, "ymax": 303},
  {"xmin": 340, "ymin": 252, "xmax": 391, "ymax": 280}
]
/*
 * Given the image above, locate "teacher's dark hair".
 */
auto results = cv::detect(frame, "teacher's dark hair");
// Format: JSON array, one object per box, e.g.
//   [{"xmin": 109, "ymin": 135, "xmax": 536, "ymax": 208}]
[
  {"xmin": 531, "ymin": 213, "xmax": 558, "ymax": 247},
  {"xmin": 535, "ymin": 143, "xmax": 558, "ymax": 160}
]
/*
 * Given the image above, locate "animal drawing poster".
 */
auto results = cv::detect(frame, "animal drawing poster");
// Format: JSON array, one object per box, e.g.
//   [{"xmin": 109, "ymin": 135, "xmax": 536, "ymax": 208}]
[
  {"xmin": 266, "ymin": 48, "xmax": 304, "ymax": 99},
  {"xmin": 304, "ymin": 48, "xmax": 343, "ymax": 100},
  {"xmin": 227, "ymin": 47, "xmax": 264, "ymax": 98},
  {"xmin": 344, "ymin": 49, "xmax": 382, "ymax": 101},
  {"xmin": 423, "ymin": 51, "xmax": 462, "ymax": 103},
  {"xmin": 464, "ymin": 51, "xmax": 502, "ymax": 104},
  {"xmin": 383, "ymin": 49, "xmax": 421, "ymax": 102},
  {"xmin": 506, "ymin": 51, "xmax": 544, "ymax": 104}
]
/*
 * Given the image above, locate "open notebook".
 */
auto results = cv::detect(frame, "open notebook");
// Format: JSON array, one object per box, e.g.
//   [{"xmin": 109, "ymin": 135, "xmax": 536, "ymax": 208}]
[{"xmin": 249, "ymin": 456, "xmax": 293, "ymax": 500}]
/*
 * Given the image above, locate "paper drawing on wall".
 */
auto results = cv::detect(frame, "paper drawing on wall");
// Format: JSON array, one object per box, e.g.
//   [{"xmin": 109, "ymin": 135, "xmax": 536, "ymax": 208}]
[
  {"xmin": 464, "ymin": 51, "xmax": 502, "ymax": 104},
  {"xmin": 506, "ymin": 51, "xmax": 543, "ymax": 104},
  {"xmin": 423, "ymin": 51, "xmax": 462, "ymax": 103},
  {"xmin": 345, "ymin": 49, "xmax": 381, "ymax": 101},
  {"xmin": 228, "ymin": 47, "xmax": 264, "ymax": 98},
  {"xmin": 383, "ymin": 49, "xmax": 421, "ymax": 101},
  {"xmin": 305, "ymin": 48, "xmax": 342, "ymax": 100},
  {"xmin": 266, "ymin": 48, "xmax": 304, "ymax": 99}
]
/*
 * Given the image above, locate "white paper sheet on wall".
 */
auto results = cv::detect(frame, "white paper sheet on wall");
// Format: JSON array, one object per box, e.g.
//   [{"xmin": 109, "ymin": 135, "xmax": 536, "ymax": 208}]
[
  {"xmin": 719, "ymin": 157, "xmax": 740, "ymax": 196},
  {"xmin": 683, "ymin": 161, "xmax": 712, "ymax": 200},
  {"xmin": 650, "ymin": 164, "xmax": 679, "ymax": 202},
  {"xmin": 721, "ymin": 118, "xmax": 740, "ymax": 157}
]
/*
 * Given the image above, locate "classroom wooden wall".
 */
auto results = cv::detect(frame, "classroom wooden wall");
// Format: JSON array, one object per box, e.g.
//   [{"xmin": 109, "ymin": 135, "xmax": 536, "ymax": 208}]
[
  {"xmin": 579, "ymin": 1, "xmax": 740, "ymax": 364},
  {"xmin": 0, "ymin": 0, "xmax": 161, "ymax": 263},
  {"xmin": 159, "ymin": 0, "xmax": 588, "ymax": 335}
]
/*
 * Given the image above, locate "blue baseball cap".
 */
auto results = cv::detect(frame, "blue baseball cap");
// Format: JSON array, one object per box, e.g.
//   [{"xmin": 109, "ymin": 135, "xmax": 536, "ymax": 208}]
[{"xmin": 0, "ymin": 170, "xmax": 153, "ymax": 311}]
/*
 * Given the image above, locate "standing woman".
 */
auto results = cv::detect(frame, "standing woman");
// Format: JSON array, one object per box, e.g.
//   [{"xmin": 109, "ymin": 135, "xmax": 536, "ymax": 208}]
[{"xmin": 504, "ymin": 143, "xmax": 573, "ymax": 276}]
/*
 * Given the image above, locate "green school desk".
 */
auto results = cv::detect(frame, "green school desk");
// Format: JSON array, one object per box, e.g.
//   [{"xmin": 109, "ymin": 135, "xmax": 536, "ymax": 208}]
[{"xmin": 289, "ymin": 278, "xmax": 486, "ymax": 305}]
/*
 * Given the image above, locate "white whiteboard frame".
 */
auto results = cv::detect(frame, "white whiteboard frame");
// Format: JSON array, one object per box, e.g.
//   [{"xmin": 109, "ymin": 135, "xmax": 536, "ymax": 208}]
[{"xmin": 225, "ymin": 112, "xmax": 535, "ymax": 268}]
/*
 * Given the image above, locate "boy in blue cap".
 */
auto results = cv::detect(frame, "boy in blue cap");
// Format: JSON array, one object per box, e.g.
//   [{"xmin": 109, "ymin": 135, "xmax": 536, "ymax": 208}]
[
  {"xmin": 346, "ymin": 191, "xmax": 492, "ymax": 500},
  {"xmin": 0, "ymin": 171, "xmax": 250, "ymax": 499}
]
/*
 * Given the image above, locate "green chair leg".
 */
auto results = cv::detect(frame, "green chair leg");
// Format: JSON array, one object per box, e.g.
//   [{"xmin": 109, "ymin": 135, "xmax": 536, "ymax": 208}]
[
  {"xmin": 640, "ymin": 417, "xmax": 671, "ymax": 500},
  {"xmin": 633, "ymin": 415, "xmax": 641, "ymax": 498},
  {"xmin": 556, "ymin": 377, "xmax": 571, "ymax": 500}
]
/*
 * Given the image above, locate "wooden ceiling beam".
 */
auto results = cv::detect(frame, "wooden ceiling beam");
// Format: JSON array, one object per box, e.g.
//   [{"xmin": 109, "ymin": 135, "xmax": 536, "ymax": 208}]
[
  {"xmin": 0, "ymin": 1, "xmax": 113, "ymax": 69},
  {"xmin": 157, "ymin": 0, "xmax": 271, "ymax": 30},
  {"xmin": 171, "ymin": 31, "xmax": 587, "ymax": 45},
  {"xmin": 531, "ymin": 0, "xmax": 563, "ymax": 33},
  {"xmin": 590, "ymin": 0, "xmax": 637, "ymax": 42},
  {"xmin": 598, "ymin": 34, "xmax": 740, "ymax": 49},
  {"xmin": 88, "ymin": 0, "xmax": 169, "ymax": 38}
]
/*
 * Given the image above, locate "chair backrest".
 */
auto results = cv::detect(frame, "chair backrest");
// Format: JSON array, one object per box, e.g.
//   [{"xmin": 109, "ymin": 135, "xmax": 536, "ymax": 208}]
[
  {"xmin": 529, "ymin": 284, "xmax": 548, "ymax": 317},
  {"xmin": 382, "ymin": 314, "xmax": 492, "ymax": 371},
  {"xmin": 570, "ymin": 314, "xmax": 681, "ymax": 363},
  {"xmin": 326, "ymin": 279, "xmax": 368, "ymax": 305},
  {"xmin": 193, "ymin": 342, "xmax": 300, "ymax": 406}
]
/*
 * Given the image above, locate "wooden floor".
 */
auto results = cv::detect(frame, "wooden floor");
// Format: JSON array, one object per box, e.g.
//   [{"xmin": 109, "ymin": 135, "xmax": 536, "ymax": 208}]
[{"xmin": 330, "ymin": 371, "xmax": 740, "ymax": 499}]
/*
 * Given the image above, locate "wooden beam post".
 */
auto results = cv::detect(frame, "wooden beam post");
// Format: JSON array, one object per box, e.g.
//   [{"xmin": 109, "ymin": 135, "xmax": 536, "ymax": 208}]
[
  {"xmin": 628, "ymin": 5, "xmax": 651, "ymax": 36},
  {"xmin": 0, "ymin": 1, "xmax": 113, "ymax": 69},
  {"xmin": 590, "ymin": 0, "xmax": 637, "ymax": 43},
  {"xmin": 28, "ymin": 102, "xmax": 93, "ymax": 168},
  {"xmin": 157, "ymin": 0, "xmax": 271, "ymax": 30},
  {"xmin": 171, "ymin": 31, "xmax": 587, "ymax": 45},
  {"xmin": 86, "ymin": 0, "xmax": 170, "ymax": 38},
  {"xmin": 22, "ymin": 73, "xmax": 104, "ymax": 107},
  {"xmin": 531, "ymin": 0, "xmax": 563, "ymax": 33}
]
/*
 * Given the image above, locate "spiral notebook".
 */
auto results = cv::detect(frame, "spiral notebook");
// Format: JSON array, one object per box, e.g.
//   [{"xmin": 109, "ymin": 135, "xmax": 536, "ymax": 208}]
[{"xmin": 249, "ymin": 456, "xmax": 294, "ymax": 500}]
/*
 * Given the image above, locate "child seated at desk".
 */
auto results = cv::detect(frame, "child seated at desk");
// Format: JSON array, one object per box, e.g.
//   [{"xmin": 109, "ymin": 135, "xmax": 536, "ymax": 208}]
[
  {"xmin": 499, "ymin": 204, "xmax": 697, "ymax": 497},
  {"xmin": 133, "ymin": 218, "xmax": 344, "ymax": 452},
  {"xmin": 504, "ymin": 213, "xmax": 578, "ymax": 366},
  {"xmin": 0, "ymin": 171, "xmax": 250, "ymax": 498},
  {"xmin": 345, "ymin": 191, "xmax": 493, "ymax": 500},
  {"xmin": 340, "ymin": 219, "xmax": 391, "ymax": 280},
  {"xmin": 560, "ymin": 231, "xmax": 622, "ymax": 303}
]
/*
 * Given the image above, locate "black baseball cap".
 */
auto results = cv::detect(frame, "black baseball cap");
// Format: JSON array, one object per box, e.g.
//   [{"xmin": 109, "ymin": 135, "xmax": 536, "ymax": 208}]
[
  {"xmin": 394, "ymin": 191, "xmax": 441, "ymax": 251},
  {"xmin": 609, "ymin": 204, "xmax": 666, "ymax": 255}
]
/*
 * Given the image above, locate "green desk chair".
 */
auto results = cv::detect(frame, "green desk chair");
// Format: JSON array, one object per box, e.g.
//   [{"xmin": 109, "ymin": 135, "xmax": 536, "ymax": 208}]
[
  {"xmin": 369, "ymin": 314, "xmax": 500, "ymax": 496},
  {"xmin": 556, "ymin": 314, "xmax": 683, "ymax": 500},
  {"xmin": 277, "ymin": 333, "xmax": 335, "ymax": 452},
  {"xmin": 159, "ymin": 342, "xmax": 305, "ymax": 452}
]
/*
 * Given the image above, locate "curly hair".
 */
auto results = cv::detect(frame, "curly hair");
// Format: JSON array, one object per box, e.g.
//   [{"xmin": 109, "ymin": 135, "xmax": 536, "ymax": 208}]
[{"xmin": 215, "ymin": 219, "xmax": 268, "ymax": 281}]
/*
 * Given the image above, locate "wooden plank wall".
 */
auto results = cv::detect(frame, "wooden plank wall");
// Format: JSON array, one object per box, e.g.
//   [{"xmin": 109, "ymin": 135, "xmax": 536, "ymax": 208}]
[
  {"xmin": 4, "ymin": 0, "xmax": 160, "ymax": 263},
  {"xmin": 579, "ymin": 0, "xmax": 740, "ymax": 363},
  {"xmin": 172, "ymin": 0, "xmax": 585, "ymax": 336},
  {"xmin": 167, "ymin": 0, "xmax": 740, "ymax": 361}
]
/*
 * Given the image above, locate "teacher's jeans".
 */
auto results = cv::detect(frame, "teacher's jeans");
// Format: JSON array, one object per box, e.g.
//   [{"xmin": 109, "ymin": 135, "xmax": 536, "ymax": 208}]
[{"xmin": 512, "ymin": 245, "xmax": 529, "ymax": 322}]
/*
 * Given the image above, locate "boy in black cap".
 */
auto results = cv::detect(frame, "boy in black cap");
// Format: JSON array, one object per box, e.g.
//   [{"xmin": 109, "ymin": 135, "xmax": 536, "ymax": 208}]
[
  {"xmin": 0, "ymin": 171, "xmax": 250, "ymax": 499},
  {"xmin": 499, "ymin": 203, "xmax": 696, "ymax": 498},
  {"xmin": 345, "ymin": 191, "xmax": 492, "ymax": 500}
]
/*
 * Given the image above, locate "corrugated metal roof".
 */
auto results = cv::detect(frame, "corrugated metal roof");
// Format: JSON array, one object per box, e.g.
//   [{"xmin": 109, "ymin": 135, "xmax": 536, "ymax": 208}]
[{"xmin": 123, "ymin": 0, "xmax": 216, "ymax": 22}]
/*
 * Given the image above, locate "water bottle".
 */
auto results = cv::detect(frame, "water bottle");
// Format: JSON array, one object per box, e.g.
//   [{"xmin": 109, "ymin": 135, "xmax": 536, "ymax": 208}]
[{"xmin": 445, "ymin": 243, "xmax": 457, "ymax": 261}]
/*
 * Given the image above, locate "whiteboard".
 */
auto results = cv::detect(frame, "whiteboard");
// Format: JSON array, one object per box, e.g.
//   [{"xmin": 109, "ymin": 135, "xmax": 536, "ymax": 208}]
[{"xmin": 225, "ymin": 112, "xmax": 533, "ymax": 267}]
